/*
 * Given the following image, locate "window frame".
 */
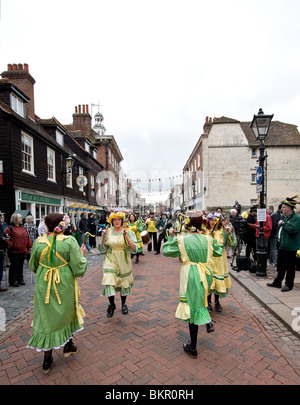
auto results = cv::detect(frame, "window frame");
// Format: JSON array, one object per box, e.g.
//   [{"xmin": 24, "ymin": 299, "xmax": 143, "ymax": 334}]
[
  {"xmin": 21, "ymin": 132, "xmax": 35, "ymax": 175},
  {"xmin": 47, "ymin": 147, "xmax": 56, "ymax": 182}
]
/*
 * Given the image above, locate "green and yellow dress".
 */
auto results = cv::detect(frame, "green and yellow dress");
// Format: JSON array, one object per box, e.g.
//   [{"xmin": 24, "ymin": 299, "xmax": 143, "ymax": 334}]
[
  {"xmin": 27, "ymin": 234, "xmax": 87, "ymax": 352},
  {"xmin": 127, "ymin": 221, "xmax": 144, "ymax": 254},
  {"xmin": 98, "ymin": 227, "xmax": 138, "ymax": 296},
  {"xmin": 163, "ymin": 233, "xmax": 223, "ymax": 325},
  {"xmin": 205, "ymin": 228, "xmax": 232, "ymax": 298}
]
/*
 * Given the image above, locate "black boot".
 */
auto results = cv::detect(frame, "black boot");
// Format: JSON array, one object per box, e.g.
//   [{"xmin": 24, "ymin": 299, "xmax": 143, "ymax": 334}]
[
  {"xmin": 42, "ymin": 350, "xmax": 53, "ymax": 374},
  {"xmin": 63, "ymin": 338, "xmax": 77, "ymax": 358},
  {"xmin": 207, "ymin": 294, "xmax": 212, "ymax": 311},
  {"xmin": 215, "ymin": 295, "xmax": 222, "ymax": 312},
  {"xmin": 107, "ymin": 296, "xmax": 116, "ymax": 318},
  {"xmin": 183, "ymin": 342, "xmax": 197, "ymax": 358},
  {"xmin": 121, "ymin": 295, "xmax": 128, "ymax": 314}
]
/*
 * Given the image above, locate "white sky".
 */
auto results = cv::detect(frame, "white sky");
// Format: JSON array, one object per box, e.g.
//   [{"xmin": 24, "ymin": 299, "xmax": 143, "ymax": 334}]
[{"xmin": 1, "ymin": 0, "xmax": 300, "ymax": 203}]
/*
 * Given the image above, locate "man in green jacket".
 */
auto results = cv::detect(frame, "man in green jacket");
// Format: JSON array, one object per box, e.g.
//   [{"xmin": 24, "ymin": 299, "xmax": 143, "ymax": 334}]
[{"xmin": 267, "ymin": 196, "xmax": 300, "ymax": 292}]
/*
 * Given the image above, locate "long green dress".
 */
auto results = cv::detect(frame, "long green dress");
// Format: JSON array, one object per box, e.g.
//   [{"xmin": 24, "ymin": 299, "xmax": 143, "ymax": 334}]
[
  {"xmin": 163, "ymin": 233, "xmax": 223, "ymax": 325},
  {"xmin": 98, "ymin": 227, "xmax": 138, "ymax": 296},
  {"xmin": 27, "ymin": 234, "xmax": 87, "ymax": 351}
]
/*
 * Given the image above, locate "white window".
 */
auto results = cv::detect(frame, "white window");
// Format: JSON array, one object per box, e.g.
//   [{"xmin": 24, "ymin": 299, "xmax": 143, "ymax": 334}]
[
  {"xmin": 47, "ymin": 148, "xmax": 56, "ymax": 181},
  {"xmin": 11, "ymin": 93, "xmax": 25, "ymax": 117},
  {"xmin": 251, "ymin": 148, "xmax": 257, "ymax": 157},
  {"xmin": 56, "ymin": 130, "xmax": 64, "ymax": 147},
  {"xmin": 21, "ymin": 132, "xmax": 34, "ymax": 174},
  {"xmin": 79, "ymin": 167, "xmax": 83, "ymax": 176}
]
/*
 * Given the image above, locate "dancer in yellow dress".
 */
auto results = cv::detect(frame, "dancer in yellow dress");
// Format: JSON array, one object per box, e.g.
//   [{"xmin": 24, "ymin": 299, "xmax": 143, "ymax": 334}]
[
  {"xmin": 126, "ymin": 213, "xmax": 144, "ymax": 263},
  {"xmin": 205, "ymin": 213, "xmax": 232, "ymax": 312},
  {"xmin": 98, "ymin": 212, "xmax": 138, "ymax": 317}
]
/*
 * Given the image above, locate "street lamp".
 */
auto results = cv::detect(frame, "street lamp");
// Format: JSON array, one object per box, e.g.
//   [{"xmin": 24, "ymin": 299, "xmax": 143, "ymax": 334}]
[{"xmin": 250, "ymin": 108, "xmax": 273, "ymax": 277}]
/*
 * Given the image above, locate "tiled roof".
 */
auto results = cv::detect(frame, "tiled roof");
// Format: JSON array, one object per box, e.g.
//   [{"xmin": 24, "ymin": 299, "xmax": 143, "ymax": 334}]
[{"xmin": 240, "ymin": 121, "xmax": 300, "ymax": 147}]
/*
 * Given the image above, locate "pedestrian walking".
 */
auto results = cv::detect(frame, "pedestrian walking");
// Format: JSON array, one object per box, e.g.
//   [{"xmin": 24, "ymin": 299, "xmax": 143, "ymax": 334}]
[
  {"xmin": 98, "ymin": 212, "xmax": 138, "ymax": 318},
  {"xmin": 267, "ymin": 196, "xmax": 300, "ymax": 292},
  {"xmin": 27, "ymin": 213, "xmax": 87, "ymax": 374},
  {"xmin": 205, "ymin": 213, "xmax": 232, "ymax": 313},
  {"xmin": 5, "ymin": 213, "xmax": 32, "ymax": 287},
  {"xmin": 163, "ymin": 211, "xmax": 223, "ymax": 359}
]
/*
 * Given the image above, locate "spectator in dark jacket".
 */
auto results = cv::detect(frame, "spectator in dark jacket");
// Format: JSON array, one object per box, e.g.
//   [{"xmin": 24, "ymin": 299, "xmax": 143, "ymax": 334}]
[
  {"xmin": 77, "ymin": 212, "xmax": 93, "ymax": 253},
  {"xmin": 5, "ymin": 213, "xmax": 32, "ymax": 287}
]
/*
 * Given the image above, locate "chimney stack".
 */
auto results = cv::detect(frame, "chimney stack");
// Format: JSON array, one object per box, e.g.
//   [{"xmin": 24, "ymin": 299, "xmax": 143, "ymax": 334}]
[
  {"xmin": 203, "ymin": 116, "xmax": 215, "ymax": 134},
  {"xmin": 71, "ymin": 104, "xmax": 92, "ymax": 138},
  {"xmin": 1, "ymin": 63, "xmax": 36, "ymax": 120}
]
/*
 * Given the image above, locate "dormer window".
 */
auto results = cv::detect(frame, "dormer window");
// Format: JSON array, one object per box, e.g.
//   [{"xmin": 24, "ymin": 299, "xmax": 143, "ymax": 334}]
[
  {"xmin": 10, "ymin": 93, "xmax": 25, "ymax": 118},
  {"xmin": 56, "ymin": 130, "xmax": 64, "ymax": 147}
]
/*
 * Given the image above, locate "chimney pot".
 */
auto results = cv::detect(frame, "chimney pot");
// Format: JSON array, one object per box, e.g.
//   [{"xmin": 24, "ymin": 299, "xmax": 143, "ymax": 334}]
[
  {"xmin": 17, "ymin": 63, "xmax": 23, "ymax": 70},
  {"xmin": 83, "ymin": 105, "xmax": 86, "ymax": 113},
  {"xmin": 24, "ymin": 63, "xmax": 29, "ymax": 72},
  {"xmin": 205, "ymin": 116, "xmax": 209, "ymax": 123},
  {"xmin": 8, "ymin": 64, "xmax": 12, "ymax": 71},
  {"xmin": 75, "ymin": 106, "xmax": 78, "ymax": 113},
  {"xmin": 86, "ymin": 104, "xmax": 89, "ymax": 113},
  {"xmin": 209, "ymin": 117, "xmax": 212, "ymax": 123},
  {"xmin": 13, "ymin": 64, "xmax": 17, "ymax": 70},
  {"xmin": 78, "ymin": 105, "xmax": 81, "ymax": 113}
]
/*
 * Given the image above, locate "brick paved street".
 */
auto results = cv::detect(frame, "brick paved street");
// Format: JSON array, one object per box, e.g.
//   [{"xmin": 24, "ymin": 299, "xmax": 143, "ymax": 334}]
[{"xmin": 1, "ymin": 249, "xmax": 300, "ymax": 386}]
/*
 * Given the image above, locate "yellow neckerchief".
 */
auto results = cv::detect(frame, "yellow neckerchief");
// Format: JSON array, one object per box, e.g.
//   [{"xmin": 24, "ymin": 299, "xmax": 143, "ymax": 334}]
[
  {"xmin": 177, "ymin": 234, "xmax": 211, "ymax": 308},
  {"xmin": 38, "ymin": 235, "xmax": 85, "ymax": 325}
]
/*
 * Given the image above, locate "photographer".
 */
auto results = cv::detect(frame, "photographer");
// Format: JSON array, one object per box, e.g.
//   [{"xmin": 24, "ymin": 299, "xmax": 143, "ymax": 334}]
[{"xmin": 230, "ymin": 209, "xmax": 247, "ymax": 243}]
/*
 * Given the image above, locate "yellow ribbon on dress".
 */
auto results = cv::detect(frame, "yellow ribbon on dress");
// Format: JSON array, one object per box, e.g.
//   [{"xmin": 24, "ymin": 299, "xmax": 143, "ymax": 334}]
[
  {"xmin": 38, "ymin": 235, "xmax": 86, "ymax": 325},
  {"xmin": 185, "ymin": 260, "xmax": 211, "ymax": 308}
]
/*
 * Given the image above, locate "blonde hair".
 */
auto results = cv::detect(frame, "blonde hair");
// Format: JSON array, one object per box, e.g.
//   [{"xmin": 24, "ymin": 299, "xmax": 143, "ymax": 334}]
[
  {"xmin": 25, "ymin": 215, "xmax": 34, "ymax": 223},
  {"xmin": 10, "ymin": 213, "xmax": 22, "ymax": 226}
]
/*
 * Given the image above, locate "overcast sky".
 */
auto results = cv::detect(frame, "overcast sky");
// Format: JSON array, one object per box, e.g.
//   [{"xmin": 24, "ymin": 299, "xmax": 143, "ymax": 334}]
[{"xmin": 1, "ymin": 0, "xmax": 300, "ymax": 202}]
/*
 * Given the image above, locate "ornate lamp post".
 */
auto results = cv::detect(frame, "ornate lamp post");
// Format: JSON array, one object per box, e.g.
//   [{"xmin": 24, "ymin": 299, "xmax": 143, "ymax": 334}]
[{"xmin": 249, "ymin": 108, "xmax": 273, "ymax": 277}]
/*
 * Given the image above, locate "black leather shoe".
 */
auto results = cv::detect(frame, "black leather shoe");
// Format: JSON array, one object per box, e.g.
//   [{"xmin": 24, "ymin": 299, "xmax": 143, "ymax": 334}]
[
  {"xmin": 215, "ymin": 302, "xmax": 222, "ymax": 312},
  {"xmin": 63, "ymin": 340, "xmax": 78, "ymax": 358},
  {"xmin": 183, "ymin": 343, "xmax": 197, "ymax": 358},
  {"xmin": 281, "ymin": 286, "xmax": 292, "ymax": 292},
  {"xmin": 122, "ymin": 304, "xmax": 128, "ymax": 314},
  {"xmin": 10, "ymin": 281, "xmax": 19, "ymax": 287},
  {"xmin": 18, "ymin": 280, "xmax": 26, "ymax": 286},
  {"xmin": 206, "ymin": 322, "xmax": 215, "ymax": 333},
  {"xmin": 266, "ymin": 283, "xmax": 281, "ymax": 288},
  {"xmin": 42, "ymin": 355, "xmax": 54, "ymax": 374},
  {"xmin": 107, "ymin": 303, "xmax": 116, "ymax": 318},
  {"xmin": 207, "ymin": 303, "xmax": 212, "ymax": 311},
  {"xmin": 154, "ymin": 252, "xmax": 160, "ymax": 255}
]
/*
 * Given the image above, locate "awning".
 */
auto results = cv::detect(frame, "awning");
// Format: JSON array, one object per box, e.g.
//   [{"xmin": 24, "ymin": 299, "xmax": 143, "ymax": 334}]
[{"xmin": 14, "ymin": 209, "xmax": 32, "ymax": 218}]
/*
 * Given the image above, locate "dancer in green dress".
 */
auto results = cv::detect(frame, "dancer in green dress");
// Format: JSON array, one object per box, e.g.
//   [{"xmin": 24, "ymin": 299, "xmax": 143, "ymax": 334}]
[
  {"xmin": 98, "ymin": 212, "xmax": 138, "ymax": 317},
  {"xmin": 163, "ymin": 211, "xmax": 223, "ymax": 358},
  {"xmin": 27, "ymin": 213, "xmax": 87, "ymax": 374}
]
